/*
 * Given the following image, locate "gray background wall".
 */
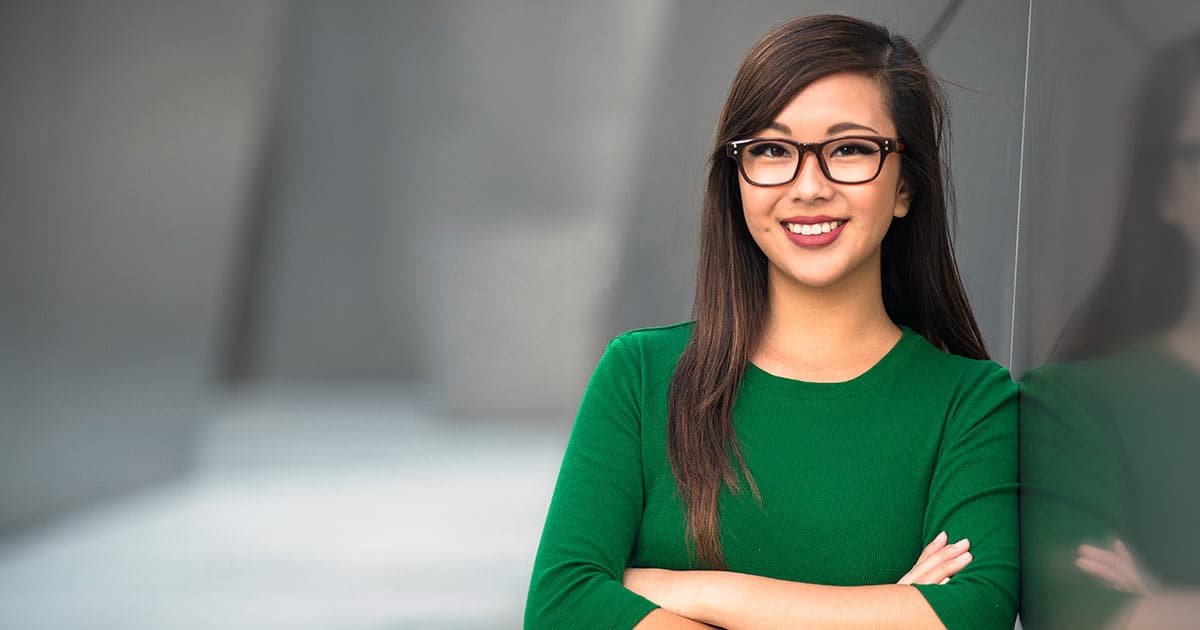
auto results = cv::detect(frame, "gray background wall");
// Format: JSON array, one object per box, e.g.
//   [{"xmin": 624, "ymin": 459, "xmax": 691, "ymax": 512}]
[
  {"xmin": 1014, "ymin": 0, "xmax": 1200, "ymax": 369},
  {"xmin": 0, "ymin": 0, "xmax": 283, "ymax": 530},
  {"xmin": 1, "ymin": 0, "xmax": 1197, "ymax": 628}
]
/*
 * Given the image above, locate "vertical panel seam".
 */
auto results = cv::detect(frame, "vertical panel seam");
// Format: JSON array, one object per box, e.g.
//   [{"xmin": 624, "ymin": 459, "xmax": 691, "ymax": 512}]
[{"xmin": 1008, "ymin": 0, "xmax": 1034, "ymax": 371}]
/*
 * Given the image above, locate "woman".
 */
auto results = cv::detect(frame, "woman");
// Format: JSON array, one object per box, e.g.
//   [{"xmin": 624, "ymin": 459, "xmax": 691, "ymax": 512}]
[{"xmin": 526, "ymin": 15, "xmax": 1017, "ymax": 630}]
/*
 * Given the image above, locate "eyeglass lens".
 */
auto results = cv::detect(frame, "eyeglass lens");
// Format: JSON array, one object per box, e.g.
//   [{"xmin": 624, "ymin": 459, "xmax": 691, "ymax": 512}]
[{"xmin": 740, "ymin": 138, "xmax": 885, "ymax": 185}]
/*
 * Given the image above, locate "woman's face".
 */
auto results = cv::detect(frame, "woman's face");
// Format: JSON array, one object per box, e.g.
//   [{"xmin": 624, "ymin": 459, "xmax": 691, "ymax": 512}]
[{"xmin": 739, "ymin": 72, "xmax": 910, "ymax": 292}]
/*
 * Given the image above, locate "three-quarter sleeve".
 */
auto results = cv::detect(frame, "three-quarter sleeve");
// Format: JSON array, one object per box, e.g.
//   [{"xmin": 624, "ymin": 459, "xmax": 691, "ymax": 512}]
[
  {"xmin": 524, "ymin": 335, "xmax": 659, "ymax": 629},
  {"xmin": 1018, "ymin": 364, "xmax": 1136, "ymax": 629},
  {"xmin": 913, "ymin": 362, "xmax": 1020, "ymax": 630}
]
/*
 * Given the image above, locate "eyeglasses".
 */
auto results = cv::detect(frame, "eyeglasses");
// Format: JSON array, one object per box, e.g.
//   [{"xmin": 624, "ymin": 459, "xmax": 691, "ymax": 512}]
[{"xmin": 726, "ymin": 135, "xmax": 904, "ymax": 186}]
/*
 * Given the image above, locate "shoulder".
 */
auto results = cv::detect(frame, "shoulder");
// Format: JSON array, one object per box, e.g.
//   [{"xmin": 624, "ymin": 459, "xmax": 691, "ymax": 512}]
[
  {"xmin": 612, "ymin": 320, "xmax": 694, "ymax": 347},
  {"xmin": 1021, "ymin": 342, "xmax": 1155, "ymax": 393},
  {"xmin": 905, "ymin": 331, "xmax": 1017, "ymax": 426},
  {"xmin": 1018, "ymin": 350, "xmax": 1144, "ymax": 438},
  {"xmin": 606, "ymin": 321, "xmax": 694, "ymax": 366},
  {"xmin": 906, "ymin": 331, "xmax": 1014, "ymax": 389},
  {"xmin": 582, "ymin": 322, "xmax": 692, "ymax": 415}
]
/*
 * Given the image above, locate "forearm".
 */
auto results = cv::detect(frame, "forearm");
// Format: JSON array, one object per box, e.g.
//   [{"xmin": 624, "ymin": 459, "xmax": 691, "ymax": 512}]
[
  {"xmin": 633, "ymin": 608, "xmax": 719, "ymax": 629},
  {"xmin": 672, "ymin": 571, "xmax": 944, "ymax": 630}
]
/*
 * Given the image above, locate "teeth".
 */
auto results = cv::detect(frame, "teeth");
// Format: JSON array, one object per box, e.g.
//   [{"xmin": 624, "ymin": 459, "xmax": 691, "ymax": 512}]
[{"xmin": 785, "ymin": 220, "xmax": 844, "ymax": 235}]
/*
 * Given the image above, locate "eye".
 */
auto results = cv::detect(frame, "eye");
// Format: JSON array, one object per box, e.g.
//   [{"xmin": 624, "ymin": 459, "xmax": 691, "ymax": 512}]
[
  {"xmin": 828, "ymin": 140, "xmax": 881, "ymax": 158},
  {"xmin": 747, "ymin": 141, "xmax": 793, "ymax": 159}
]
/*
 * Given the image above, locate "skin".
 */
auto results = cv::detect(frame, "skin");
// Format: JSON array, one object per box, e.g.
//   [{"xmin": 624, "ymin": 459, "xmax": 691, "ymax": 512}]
[
  {"xmin": 1076, "ymin": 539, "xmax": 1152, "ymax": 596},
  {"xmin": 626, "ymin": 72, "xmax": 970, "ymax": 630},
  {"xmin": 628, "ymin": 534, "xmax": 972, "ymax": 629},
  {"xmin": 1075, "ymin": 539, "xmax": 1200, "ymax": 629},
  {"xmin": 742, "ymin": 72, "xmax": 911, "ymax": 384}
]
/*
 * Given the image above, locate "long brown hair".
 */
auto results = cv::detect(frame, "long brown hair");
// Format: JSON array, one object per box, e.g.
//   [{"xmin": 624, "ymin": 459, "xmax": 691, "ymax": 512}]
[
  {"xmin": 668, "ymin": 14, "xmax": 989, "ymax": 569},
  {"xmin": 1051, "ymin": 33, "xmax": 1200, "ymax": 362}
]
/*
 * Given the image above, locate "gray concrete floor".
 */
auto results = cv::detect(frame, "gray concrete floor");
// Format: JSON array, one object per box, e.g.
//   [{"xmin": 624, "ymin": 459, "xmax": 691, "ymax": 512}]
[{"xmin": 0, "ymin": 385, "xmax": 569, "ymax": 629}]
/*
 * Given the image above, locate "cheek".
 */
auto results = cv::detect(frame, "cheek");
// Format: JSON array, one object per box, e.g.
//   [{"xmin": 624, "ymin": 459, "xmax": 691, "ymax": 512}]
[
  {"xmin": 739, "ymin": 184, "xmax": 778, "ymax": 226},
  {"xmin": 853, "ymin": 187, "xmax": 902, "ymax": 222}
]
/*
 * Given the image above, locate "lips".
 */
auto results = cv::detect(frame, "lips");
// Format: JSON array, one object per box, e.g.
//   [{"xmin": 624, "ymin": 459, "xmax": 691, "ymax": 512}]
[
  {"xmin": 780, "ymin": 217, "xmax": 848, "ymax": 247},
  {"xmin": 782, "ymin": 215, "xmax": 842, "ymax": 224}
]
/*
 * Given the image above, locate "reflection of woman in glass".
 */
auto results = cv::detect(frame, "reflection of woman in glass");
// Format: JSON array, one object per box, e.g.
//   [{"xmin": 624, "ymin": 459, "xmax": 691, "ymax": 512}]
[
  {"xmin": 526, "ymin": 15, "xmax": 1017, "ymax": 629},
  {"xmin": 1020, "ymin": 32, "xmax": 1200, "ymax": 630}
]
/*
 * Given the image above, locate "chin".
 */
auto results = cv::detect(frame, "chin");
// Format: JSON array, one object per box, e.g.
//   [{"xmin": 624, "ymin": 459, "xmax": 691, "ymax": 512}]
[
  {"xmin": 793, "ymin": 276, "xmax": 846, "ymax": 290},
  {"xmin": 775, "ymin": 265, "xmax": 848, "ymax": 290}
]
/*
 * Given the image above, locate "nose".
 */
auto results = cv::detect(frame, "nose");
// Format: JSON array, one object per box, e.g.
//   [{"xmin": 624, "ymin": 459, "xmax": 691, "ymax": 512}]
[{"xmin": 789, "ymin": 147, "xmax": 834, "ymax": 202}]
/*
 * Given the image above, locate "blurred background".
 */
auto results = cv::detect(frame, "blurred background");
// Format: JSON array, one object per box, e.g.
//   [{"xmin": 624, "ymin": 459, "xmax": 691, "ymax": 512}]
[{"xmin": 1, "ymin": 0, "xmax": 1197, "ymax": 628}]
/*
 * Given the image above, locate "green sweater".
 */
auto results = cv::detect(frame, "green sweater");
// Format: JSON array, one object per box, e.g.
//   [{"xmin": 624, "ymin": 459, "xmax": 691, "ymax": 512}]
[
  {"xmin": 1020, "ymin": 343, "xmax": 1200, "ymax": 629},
  {"xmin": 525, "ymin": 322, "xmax": 1018, "ymax": 629}
]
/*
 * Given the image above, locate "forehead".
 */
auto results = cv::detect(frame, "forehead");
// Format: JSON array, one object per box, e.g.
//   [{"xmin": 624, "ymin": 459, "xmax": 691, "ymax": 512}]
[{"xmin": 768, "ymin": 72, "xmax": 894, "ymax": 136}]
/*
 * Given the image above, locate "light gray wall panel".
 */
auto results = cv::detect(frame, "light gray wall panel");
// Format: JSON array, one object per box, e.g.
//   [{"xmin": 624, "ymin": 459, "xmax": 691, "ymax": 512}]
[
  {"xmin": 0, "ymin": 0, "xmax": 281, "ymax": 528},
  {"xmin": 1013, "ymin": 0, "xmax": 1200, "ymax": 371}
]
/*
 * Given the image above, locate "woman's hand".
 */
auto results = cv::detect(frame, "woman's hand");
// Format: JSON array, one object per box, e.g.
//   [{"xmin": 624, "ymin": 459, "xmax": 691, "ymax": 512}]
[
  {"xmin": 1076, "ymin": 538, "xmax": 1154, "ymax": 595},
  {"xmin": 897, "ymin": 531, "xmax": 973, "ymax": 585}
]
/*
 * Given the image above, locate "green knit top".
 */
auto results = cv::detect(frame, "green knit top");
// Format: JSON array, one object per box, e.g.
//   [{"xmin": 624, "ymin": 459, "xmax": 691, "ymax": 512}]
[{"xmin": 525, "ymin": 322, "xmax": 1018, "ymax": 629}]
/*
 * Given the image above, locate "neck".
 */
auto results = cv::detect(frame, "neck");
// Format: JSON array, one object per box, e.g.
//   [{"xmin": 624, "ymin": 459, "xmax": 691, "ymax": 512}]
[{"xmin": 753, "ymin": 258, "xmax": 901, "ymax": 381}]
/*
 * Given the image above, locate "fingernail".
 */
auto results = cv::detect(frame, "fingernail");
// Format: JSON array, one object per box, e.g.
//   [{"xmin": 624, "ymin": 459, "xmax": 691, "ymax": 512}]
[
  {"xmin": 955, "ymin": 538, "xmax": 970, "ymax": 547},
  {"xmin": 960, "ymin": 552, "xmax": 973, "ymax": 562}
]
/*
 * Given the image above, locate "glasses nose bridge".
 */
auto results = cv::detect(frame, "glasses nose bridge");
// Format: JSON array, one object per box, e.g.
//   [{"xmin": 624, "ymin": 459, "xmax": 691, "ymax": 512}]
[{"xmin": 792, "ymin": 140, "xmax": 829, "ymax": 183}]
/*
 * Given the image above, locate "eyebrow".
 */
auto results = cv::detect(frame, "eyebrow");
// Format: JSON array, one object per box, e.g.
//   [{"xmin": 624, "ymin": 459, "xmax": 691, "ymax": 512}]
[{"xmin": 766, "ymin": 121, "xmax": 881, "ymax": 135}]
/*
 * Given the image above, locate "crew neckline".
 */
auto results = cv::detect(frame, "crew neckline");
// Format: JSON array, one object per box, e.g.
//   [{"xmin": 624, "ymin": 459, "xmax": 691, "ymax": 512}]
[{"xmin": 742, "ymin": 325, "xmax": 921, "ymax": 398}]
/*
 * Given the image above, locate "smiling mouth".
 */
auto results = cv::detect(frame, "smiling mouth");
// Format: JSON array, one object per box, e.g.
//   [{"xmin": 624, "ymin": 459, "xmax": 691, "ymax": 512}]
[{"xmin": 782, "ymin": 219, "xmax": 848, "ymax": 235}]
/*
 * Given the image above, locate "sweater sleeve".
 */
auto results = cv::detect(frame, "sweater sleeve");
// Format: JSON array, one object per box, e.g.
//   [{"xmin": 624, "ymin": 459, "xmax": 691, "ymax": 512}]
[
  {"xmin": 1017, "ymin": 365, "xmax": 1135, "ymax": 629},
  {"xmin": 912, "ymin": 362, "xmax": 1020, "ymax": 630},
  {"xmin": 524, "ymin": 335, "xmax": 660, "ymax": 629}
]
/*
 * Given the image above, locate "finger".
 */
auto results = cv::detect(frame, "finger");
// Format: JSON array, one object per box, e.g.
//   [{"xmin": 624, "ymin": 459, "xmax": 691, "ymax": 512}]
[
  {"xmin": 906, "ymin": 549, "xmax": 972, "ymax": 584},
  {"xmin": 1110, "ymin": 540, "xmax": 1150, "ymax": 594},
  {"xmin": 1114, "ymin": 539, "xmax": 1136, "ymax": 564},
  {"xmin": 1084, "ymin": 542, "xmax": 1137, "ymax": 578},
  {"xmin": 908, "ymin": 552, "xmax": 972, "ymax": 584},
  {"xmin": 1078, "ymin": 545, "xmax": 1124, "ymax": 564},
  {"xmin": 917, "ymin": 531, "xmax": 949, "ymax": 564},
  {"xmin": 900, "ymin": 538, "xmax": 970, "ymax": 584},
  {"xmin": 1075, "ymin": 555, "xmax": 1135, "ymax": 591},
  {"xmin": 1077, "ymin": 545, "xmax": 1141, "ymax": 586},
  {"xmin": 1076, "ymin": 552, "xmax": 1143, "ymax": 590},
  {"xmin": 1077, "ymin": 546, "xmax": 1140, "ymax": 586},
  {"xmin": 916, "ymin": 533, "xmax": 945, "ymax": 565},
  {"xmin": 914, "ymin": 538, "xmax": 969, "ymax": 574}
]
